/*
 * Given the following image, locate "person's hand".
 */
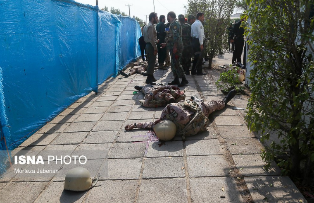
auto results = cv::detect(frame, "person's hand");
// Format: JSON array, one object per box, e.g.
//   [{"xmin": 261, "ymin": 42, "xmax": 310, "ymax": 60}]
[
  {"xmin": 200, "ymin": 44, "xmax": 204, "ymax": 51},
  {"xmin": 154, "ymin": 49, "xmax": 158, "ymax": 55},
  {"xmin": 125, "ymin": 124, "xmax": 136, "ymax": 131}
]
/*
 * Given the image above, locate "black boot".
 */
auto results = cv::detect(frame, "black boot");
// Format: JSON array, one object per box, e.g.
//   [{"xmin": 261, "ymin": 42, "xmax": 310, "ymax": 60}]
[
  {"xmin": 146, "ymin": 75, "xmax": 156, "ymax": 85},
  {"xmin": 223, "ymin": 89, "xmax": 237, "ymax": 105},
  {"xmin": 168, "ymin": 77, "xmax": 180, "ymax": 85},
  {"xmin": 152, "ymin": 75, "xmax": 157, "ymax": 82},
  {"xmin": 134, "ymin": 86, "xmax": 143, "ymax": 91},
  {"xmin": 179, "ymin": 77, "xmax": 189, "ymax": 87},
  {"xmin": 120, "ymin": 70, "xmax": 129, "ymax": 78}
]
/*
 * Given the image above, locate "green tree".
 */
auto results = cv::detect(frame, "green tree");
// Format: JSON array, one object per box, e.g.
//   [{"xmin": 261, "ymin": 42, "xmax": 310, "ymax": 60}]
[
  {"xmin": 133, "ymin": 16, "xmax": 145, "ymax": 27},
  {"xmin": 235, "ymin": 0, "xmax": 248, "ymax": 10},
  {"xmin": 101, "ymin": 6, "xmax": 109, "ymax": 12},
  {"xmin": 187, "ymin": 0, "xmax": 236, "ymax": 68},
  {"xmin": 245, "ymin": 0, "xmax": 314, "ymax": 183}
]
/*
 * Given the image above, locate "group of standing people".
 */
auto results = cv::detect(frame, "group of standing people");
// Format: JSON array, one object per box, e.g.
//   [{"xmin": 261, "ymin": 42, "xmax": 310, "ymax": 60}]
[
  {"xmin": 140, "ymin": 11, "xmax": 208, "ymax": 87},
  {"xmin": 228, "ymin": 19, "xmax": 245, "ymax": 65}
]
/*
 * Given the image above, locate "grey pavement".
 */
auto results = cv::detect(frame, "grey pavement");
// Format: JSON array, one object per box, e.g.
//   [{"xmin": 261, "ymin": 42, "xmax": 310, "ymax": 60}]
[{"xmin": 0, "ymin": 53, "xmax": 306, "ymax": 202}]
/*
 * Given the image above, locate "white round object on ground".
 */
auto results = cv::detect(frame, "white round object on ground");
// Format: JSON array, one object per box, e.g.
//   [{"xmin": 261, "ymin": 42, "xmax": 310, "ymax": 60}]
[
  {"xmin": 64, "ymin": 167, "xmax": 92, "ymax": 191},
  {"xmin": 153, "ymin": 120, "xmax": 176, "ymax": 141}
]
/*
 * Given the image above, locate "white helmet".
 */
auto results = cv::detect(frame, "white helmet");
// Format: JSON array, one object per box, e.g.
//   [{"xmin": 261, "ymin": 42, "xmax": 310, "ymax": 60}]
[
  {"xmin": 153, "ymin": 120, "xmax": 176, "ymax": 141},
  {"xmin": 64, "ymin": 167, "xmax": 92, "ymax": 191}
]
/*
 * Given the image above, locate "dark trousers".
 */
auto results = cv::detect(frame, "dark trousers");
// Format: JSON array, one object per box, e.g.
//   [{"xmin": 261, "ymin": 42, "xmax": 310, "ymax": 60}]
[
  {"xmin": 192, "ymin": 38, "xmax": 203, "ymax": 74},
  {"xmin": 140, "ymin": 45, "xmax": 146, "ymax": 61},
  {"xmin": 157, "ymin": 45, "xmax": 166, "ymax": 65},
  {"xmin": 145, "ymin": 43, "xmax": 155, "ymax": 75},
  {"xmin": 232, "ymin": 39, "xmax": 244, "ymax": 64}
]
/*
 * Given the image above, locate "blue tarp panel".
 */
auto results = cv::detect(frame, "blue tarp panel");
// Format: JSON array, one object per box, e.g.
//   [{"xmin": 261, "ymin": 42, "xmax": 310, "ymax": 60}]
[{"xmin": 0, "ymin": 0, "xmax": 140, "ymax": 152}]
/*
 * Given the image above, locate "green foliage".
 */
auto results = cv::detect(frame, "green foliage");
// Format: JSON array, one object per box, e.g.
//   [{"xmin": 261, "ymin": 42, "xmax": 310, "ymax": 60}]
[
  {"xmin": 102, "ymin": 6, "xmax": 144, "ymax": 27},
  {"xmin": 245, "ymin": 0, "xmax": 314, "ymax": 180},
  {"xmin": 187, "ymin": 0, "xmax": 237, "ymax": 67},
  {"xmin": 215, "ymin": 67, "xmax": 245, "ymax": 93}
]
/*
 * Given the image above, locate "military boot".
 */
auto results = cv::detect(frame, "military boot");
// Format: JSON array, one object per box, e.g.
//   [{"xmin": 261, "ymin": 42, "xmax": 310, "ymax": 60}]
[
  {"xmin": 168, "ymin": 77, "xmax": 180, "ymax": 85},
  {"xmin": 146, "ymin": 75, "xmax": 156, "ymax": 85},
  {"xmin": 223, "ymin": 89, "xmax": 237, "ymax": 105},
  {"xmin": 179, "ymin": 77, "xmax": 189, "ymax": 87}
]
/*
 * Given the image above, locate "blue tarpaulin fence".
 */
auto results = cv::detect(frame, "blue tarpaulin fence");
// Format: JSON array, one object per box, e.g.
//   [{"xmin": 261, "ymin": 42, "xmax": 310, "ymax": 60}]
[{"xmin": 0, "ymin": 0, "xmax": 141, "ymax": 153}]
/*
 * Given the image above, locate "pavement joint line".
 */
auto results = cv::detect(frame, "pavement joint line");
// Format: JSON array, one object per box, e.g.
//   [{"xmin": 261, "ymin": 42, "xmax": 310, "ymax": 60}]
[
  {"xmin": 205, "ymin": 71, "xmax": 254, "ymax": 202},
  {"xmin": 182, "ymin": 141, "xmax": 192, "ymax": 203}
]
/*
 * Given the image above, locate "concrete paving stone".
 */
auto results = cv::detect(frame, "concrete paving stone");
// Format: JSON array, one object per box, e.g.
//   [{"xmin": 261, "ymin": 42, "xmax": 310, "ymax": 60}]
[
  {"xmin": 89, "ymin": 101, "xmax": 114, "ymax": 107},
  {"xmin": 117, "ymin": 95, "xmax": 135, "ymax": 100},
  {"xmin": 146, "ymin": 141, "xmax": 183, "ymax": 157},
  {"xmin": 190, "ymin": 177, "xmax": 243, "ymax": 203},
  {"xmin": 154, "ymin": 111, "xmax": 162, "ymax": 119},
  {"xmin": 185, "ymin": 139, "xmax": 223, "ymax": 156},
  {"xmin": 50, "ymin": 114, "xmax": 79, "ymax": 124},
  {"xmin": 142, "ymin": 157, "xmax": 185, "ymax": 178},
  {"xmin": 53, "ymin": 158, "xmax": 105, "ymax": 181},
  {"xmin": 63, "ymin": 122, "xmax": 96, "ymax": 133},
  {"xmin": 102, "ymin": 91, "xmax": 121, "ymax": 96},
  {"xmin": 72, "ymin": 144, "xmax": 110, "ymax": 160},
  {"xmin": 226, "ymin": 138, "xmax": 264, "ymax": 155},
  {"xmin": 34, "ymin": 181, "xmax": 86, "ymax": 203},
  {"xmin": 212, "ymin": 106, "xmax": 240, "ymax": 116},
  {"xmin": 232, "ymin": 96, "xmax": 249, "ymax": 108},
  {"xmin": 50, "ymin": 132, "xmax": 88, "ymax": 145},
  {"xmin": 36, "ymin": 123, "xmax": 70, "ymax": 134},
  {"xmin": 233, "ymin": 154, "xmax": 281, "ymax": 176},
  {"xmin": 217, "ymin": 125, "xmax": 254, "ymax": 139},
  {"xmin": 116, "ymin": 130, "xmax": 153, "ymax": 142},
  {"xmin": 185, "ymin": 126, "xmax": 217, "ymax": 140},
  {"xmin": 59, "ymin": 108, "xmax": 76, "ymax": 116},
  {"xmin": 20, "ymin": 132, "xmax": 59, "ymax": 147},
  {"xmin": 213, "ymin": 115, "xmax": 244, "ymax": 126},
  {"xmin": 107, "ymin": 105, "xmax": 133, "ymax": 112},
  {"xmin": 123, "ymin": 119, "xmax": 153, "ymax": 127},
  {"xmin": 85, "ymin": 180, "xmax": 138, "ymax": 203},
  {"xmin": 74, "ymin": 113, "xmax": 103, "ymax": 122},
  {"xmin": 112, "ymin": 100, "xmax": 135, "ymax": 106},
  {"xmin": 83, "ymin": 106, "xmax": 109, "ymax": 114},
  {"xmin": 138, "ymin": 178, "xmax": 188, "ymax": 203},
  {"xmin": 245, "ymin": 176, "xmax": 306, "ymax": 202},
  {"xmin": 108, "ymin": 142, "xmax": 146, "ymax": 158},
  {"xmin": 96, "ymin": 95, "xmax": 118, "ymax": 101},
  {"xmin": 131, "ymin": 105, "xmax": 163, "ymax": 112},
  {"xmin": 100, "ymin": 112, "xmax": 129, "ymax": 121},
  {"xmin": 84, "ymin": 131, "xmax": 118, "ymax": 143},
  {"xmin": 202, "ymin": 91, "xmax": 218, "ymax": 97},
  {"xmin": 0, "ymin": 181, "xmax": 48, "ymax": 203},
  {"xmin": 106, "ymin": 158, "xmax": 142, "ymax": 179},
  {"xmin": 37, "ymin": 144, "xmax": 76, "ymax": 159},
  {"xmin": 0, "ymin": 182, "xmax": 7, "ymax": 190},
  {"xmin": 92, "ymin": 120, "xmax": 124, "ymax": 131},
  {"xmin": 121, "ymin": 90, "xmax": 136, "ymax": 95},
  {"xmin": 128, "ymin": 111, "xmax": 155, "ymax": 120},
  {"xmin": 187, "ymin": 155, "xmax": 230, "ymax": 177}
]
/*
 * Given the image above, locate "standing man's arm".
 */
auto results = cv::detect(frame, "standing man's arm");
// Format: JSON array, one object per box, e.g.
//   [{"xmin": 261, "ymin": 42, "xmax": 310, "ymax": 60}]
[
  {"xmin": 148, "ymin": 26, "xmax": 158, "ymax": 55},
  {"xmin": 197, "ymin": 22, "xmax": 204, "ymax": 50}
]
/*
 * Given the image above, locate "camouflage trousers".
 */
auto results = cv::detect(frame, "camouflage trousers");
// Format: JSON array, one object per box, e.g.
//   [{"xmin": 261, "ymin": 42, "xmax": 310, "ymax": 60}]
[{"xmin": 170, "ymin": 52, "xmax": 185, "ymax": 78}]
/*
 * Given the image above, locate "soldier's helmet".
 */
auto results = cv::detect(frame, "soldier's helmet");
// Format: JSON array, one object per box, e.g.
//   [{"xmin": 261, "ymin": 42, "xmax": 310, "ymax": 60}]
[
  {"xmin": 64, "ymin": 167, "xmax": 93, "ymax": 191},
  {"xmin": 153, "ymin": 120, "xmax": 176, "ymax": 141}
]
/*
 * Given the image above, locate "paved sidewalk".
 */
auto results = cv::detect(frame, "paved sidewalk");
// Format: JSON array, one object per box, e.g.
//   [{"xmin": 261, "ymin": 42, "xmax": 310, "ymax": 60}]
[{"xmin": 0, "ymin": 53, "xmax": 306, "ymax": 202}]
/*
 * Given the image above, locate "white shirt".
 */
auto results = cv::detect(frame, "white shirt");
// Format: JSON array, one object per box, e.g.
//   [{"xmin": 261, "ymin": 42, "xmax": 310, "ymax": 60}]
[{"xmin": 191, "ymin": 20, "xmax": 205, "ymax": 45}]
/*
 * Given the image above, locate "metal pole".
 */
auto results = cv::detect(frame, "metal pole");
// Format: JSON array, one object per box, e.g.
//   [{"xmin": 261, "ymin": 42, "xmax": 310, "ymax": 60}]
[
  {"xmin": 153, "ymin": 0, "xmax": 155, "ymax": 12},
  {"xmin": 94, "ymin": 2, "xmax": 99, "ymax": 93},
  {"xmin": 96, "ymin": 0, "xmax": 98, "ymax": 6}
]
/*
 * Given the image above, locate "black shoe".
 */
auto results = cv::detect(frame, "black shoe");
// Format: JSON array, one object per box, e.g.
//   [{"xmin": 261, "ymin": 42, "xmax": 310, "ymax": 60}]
[
  {"xmin": 152, "ymin": 75, "xmax": 157, "ymax": 82},
  {"xmin": 168, "ymin": 77, "xmax": 180, "ymax": 85},
  {"xmin": 223, "ymin": 89, "xmax": 237, "ymax": 105},
  {"xmin": 141, "ymin": 72, "xmax": 148, "ymax": 76},
  {"xmin": 179, "ymin": 79, "xmax": 189, "ymax": 87},
  {"xmin": 134, "ymin": 86, "xmax": 143, "ymax": 91},
  {"xmin": 185, "ymin": 71, "xmax": 190, "ymax": 75},
  {"xmin": 120, "ymin": 70, "xmax": 129, "ymax": 77},
  {"xmin": 191, "ymin": 70, "xmax": 196, "ymax": 75},
  {"xmin": 146, "ymin": 75, "xmax": 156, "ymax": 85}
]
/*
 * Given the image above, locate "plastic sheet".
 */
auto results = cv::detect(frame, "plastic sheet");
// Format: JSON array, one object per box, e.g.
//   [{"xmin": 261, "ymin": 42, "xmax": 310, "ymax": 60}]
[{"xmin": 0, "ymin": 0, "xmax": 141, "ymax": 154}]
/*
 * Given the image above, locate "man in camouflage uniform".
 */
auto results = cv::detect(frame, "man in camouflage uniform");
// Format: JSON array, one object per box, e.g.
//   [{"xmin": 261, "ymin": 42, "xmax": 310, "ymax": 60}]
[
  {"xmin": 178, "ymin": 14, "xmax": 192, "ymax": 75},
  {"xmin": 162, "ymin": 11, "xmax": 188, "ymax": 87},
  {"xmin": 134, "ymin": 85, "xmax": 185, "ymax": 108},
  {"xmin": 125, "ymin": 89, "xmax": 237, "ymax": 140}
]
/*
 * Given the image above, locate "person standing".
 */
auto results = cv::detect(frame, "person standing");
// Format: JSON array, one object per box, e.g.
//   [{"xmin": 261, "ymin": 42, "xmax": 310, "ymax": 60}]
[
  {"xmin": 143, "ymin": 12, "xmax": 158, "ymax": 84},
  {"xmin": 232, "ymin": 19, "xmax": 244, "ymax": 64},
  {"xmin": 139, "ymin": 24, "xmax": 146, "ymax": 61},
  {"xmin": 163, "ymin": 11, "xmax": 188, "ymax": 87},
  {"xmin": 178, "ymin": 14, "xmax": 192, "ymax": 75},
  {"xmin": 156, "ymin": 15, "xmax": 167, "ymax": 69},
  {"xmin": 228, "ymin": 23, "xmax": 234, "ymax": 53},
  {"xmin": 191, "ymin": 12, "xmax": 206, "ymax": 75}
]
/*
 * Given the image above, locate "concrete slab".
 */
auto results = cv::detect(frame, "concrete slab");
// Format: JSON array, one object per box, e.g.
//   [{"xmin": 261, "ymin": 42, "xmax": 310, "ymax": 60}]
[
  {"xmin": 83, "ymin": 106, "xmax": 109, "ymax": 114},
  {"xmin": 245, "ymin": 176, "xmax": 306, "ymax": 202},
  {"xmin": 84, "ymin": 131, "xmax": 118, "ymax": 143},
  {"xmin": 50, "ymin": 114, "xmax": 79, "ymax": 124},
  {"xmin": 217, "ymin": 125, "xmax": 254, "ymax": 139},
  {"xmin": 185, "ymin": 126, "xmax": 217, "ymax": 140},
  {"xmin": 100, "ymin": 112, "xmax": 129, "ymax": 121},
  {"xmin": 96, "ymin": 95, "xmax": 118, "ymax": 101},
  {"xmin": 212, "ymin": 107, "xmax": 240, "ymax": 116},
  {"xmin": 108, "ymin": 142, "xmax": 146, "ymax": 158},
  {"xmin": 85, "ymin": 180, "xmax": 138, "ymax": 203},
  {"xmin": 20, "ymin": 133, "xmax": 59, "ymax": 147},
  {"xmin": 38, "ymin": 145, "xmax": 77, "ymax": 161},
  {"xmin": 185, "ymin": 139, "xmax": 223, "ymax": 156},
  {"xmin": 138, "ymin": 178, "xmax": 188, "ymax": 203},
  {"xmin": 142, "ymin": 157, "xmax": 185, "ymax": 178},
  {"xmin": 146, "ymin": 141, "xmax": 184, "ymax": 157},
  {"xmin": 226, "ymin": 138, "xmax": 264, "ymax": 155},
  {"xmin": 128, "ymin": 111, "xmax": 155, "ymax": 120},
  {"xmin": 0, "ymin": 182, "xmax": 48, "ymax": 203},
  {"xmin": 89, "ymin": 100, "xmax": 114, "ymax": 107},
  {"xmin": 74, "ymin": 114, "xmax": 103, "ymax": 122},
  {"xmin": 106, "ymin": 158, "xmax": 142, "ymax": 180},
  {"xmin": 190, "ymin": 177, "xmax": 243, "ymax": 202},
  {"xmin": 107, "ymin": 105, "xmax": 133, "ymax": 113},
  {"xmin": 34, "ymin": 182, "xmax": 87, "ymax": 203},
  {"xmin": 37, "ymin": 123, "xmax": 70, "ymax": 134},
  {"xmin": 63, "ymin": 122, "xmax": 96, "ymax": 133},
  {"xmin": 50, "ymin": 132, "xmax": 88, "ymax": 145},
  {"xmin": 233, "ymin": 154, "xmax": 281, "ymax": 176},
  {"xmin": 116, "ymin": 130, "xmax": 153, "ymax": 142},
  {"xmin": 72, "ymin": 143, "xmax": 110, "ymax": 160},
  {"xmin": 232, "ymin": 96, "xmax": 249, "ymax": 108},
  {"xmin": 213, "ymin": 115, "xmax": 244, "ymax": 126},
  {"xmin": 0, "ymin": 182, "xmax": 7, "ymax": 190},
  {"xmin": 92, "ymin": 120, "xmax": 124, "ymax": 131},
  {"xmin": 187, "ymin": 155, "xmax": 230, "ymax": 177},
  {"xmin": 112, "ymin": 100, "xmax": 136, "ymax": 106}
]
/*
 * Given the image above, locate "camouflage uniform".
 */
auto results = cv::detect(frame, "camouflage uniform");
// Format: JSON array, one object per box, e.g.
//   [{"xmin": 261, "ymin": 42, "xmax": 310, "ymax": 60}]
[
  {"xmin": 180, "ymin": 22, "xmax": 192, "ymax": 74},
  {"xmin": 165, "ymin": 20, "xmax": 185, "ymax": 78},
  {"xmin": 125, "ymin": 98, "xmax": 225, "ymax": 139},
  {"xmin": 139, "ymin": 85, "xmax": 185, "ymax": 108}
]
